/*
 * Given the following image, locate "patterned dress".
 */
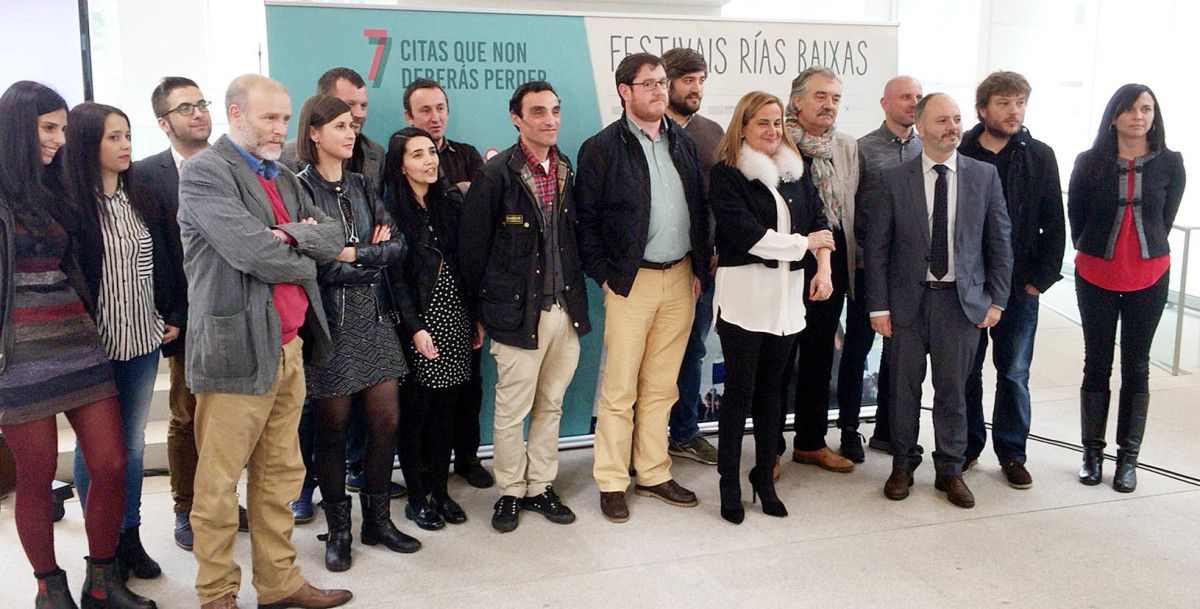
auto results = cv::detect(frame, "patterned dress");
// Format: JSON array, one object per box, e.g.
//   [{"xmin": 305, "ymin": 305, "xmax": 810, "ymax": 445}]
[
  {"xmin": 0, "ymin": 213, "xmax": 116, "ymax": 424},
  {"xmin": 410, "ymin": 258, "xmax": 472, "ymax": 389}
]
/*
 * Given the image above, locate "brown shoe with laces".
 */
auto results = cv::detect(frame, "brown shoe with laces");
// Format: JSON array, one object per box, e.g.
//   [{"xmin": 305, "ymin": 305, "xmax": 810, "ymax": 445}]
[
  {"xmin": 792, "ymin": 447, "xmax": 855, "ymax": 473},
  {"xmin": 257, "ymin": 582, "xmax": 352, "ymax": 609},
  {"xmin": 634, "ymin": 479, "xmax": 699, "ymax": 507}
]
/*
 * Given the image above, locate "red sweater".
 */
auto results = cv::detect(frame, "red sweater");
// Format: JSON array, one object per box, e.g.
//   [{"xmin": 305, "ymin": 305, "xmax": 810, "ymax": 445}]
[
  {"xmin": 256, "ymin": 174, "xmax": 309, "ymax": 345},
  {"xmin": 1075, "ymin": 158, "xmax": 1170, "ymax": 291}
]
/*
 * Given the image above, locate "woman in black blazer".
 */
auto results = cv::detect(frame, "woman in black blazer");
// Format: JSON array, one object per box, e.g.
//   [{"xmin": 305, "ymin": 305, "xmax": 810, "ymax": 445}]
[
  {"xmin": 1069, "ymin": 83, "xmax": 1185, "ymax": 492},
  {"xmin": 709, "ymin": 91, "xmax": 835, "ymax": 524}
]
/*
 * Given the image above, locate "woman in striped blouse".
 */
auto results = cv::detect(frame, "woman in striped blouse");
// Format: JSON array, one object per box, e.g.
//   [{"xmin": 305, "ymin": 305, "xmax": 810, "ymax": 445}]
[{"xmin": 60, "ymin": 102, "xmax": 187, "ymax": 582}]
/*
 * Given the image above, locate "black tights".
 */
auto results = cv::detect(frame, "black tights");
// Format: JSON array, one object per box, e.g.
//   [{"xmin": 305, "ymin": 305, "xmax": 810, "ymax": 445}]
[
  {"xmin": 399, "ymin": 382, "xmax": 458, "ymax": 501},
  {"xmin": 313, "ymin": 379, "xmax": 399, "ymax": 499}
]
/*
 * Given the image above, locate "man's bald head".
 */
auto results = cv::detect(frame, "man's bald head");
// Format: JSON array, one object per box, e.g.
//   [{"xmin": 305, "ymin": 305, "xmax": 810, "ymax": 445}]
[
  {"xmin": 881, "ymin": 75, "xmax": 923, "ymax": 131},
  {"xmin": 225, "ymin": 74, "xmax": 291, "ymax": 161}
]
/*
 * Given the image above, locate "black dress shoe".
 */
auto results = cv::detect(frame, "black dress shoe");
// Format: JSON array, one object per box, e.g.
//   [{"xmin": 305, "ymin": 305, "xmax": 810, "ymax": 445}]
[
  {"xmin": 491, "ymin": 495, "xmax": 520, "ymax": 533},
  {"xmin": 840, "ymin": 428, "xmax": 866, "ymax": 463},
  {"xmin": 520, "ymin": 486, "xmax": 576, "ymax": 524},
  {"xmin": 404, "ymin": 498, "xmax": 445, "ymax": 531},
  {"xmin": 456, "ymin": 460, "xmax": 494, "ymax": 489},
  {"xmin": 432, "ymin": 496, "xmax": 467, "ymax": 524},
  {"xmin": 238, "ymin": 505, "xmax": 250, "ymax": 533},
  {"xmin": 174, "ymin": 511, "xmax": 194, "ymax": 551}
]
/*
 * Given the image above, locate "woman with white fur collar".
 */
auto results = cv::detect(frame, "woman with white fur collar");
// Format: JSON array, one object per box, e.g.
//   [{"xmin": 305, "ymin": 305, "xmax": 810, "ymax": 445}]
[{"xmin": 708, "ymin": 91, "xmax": 835, "ymax": 524}]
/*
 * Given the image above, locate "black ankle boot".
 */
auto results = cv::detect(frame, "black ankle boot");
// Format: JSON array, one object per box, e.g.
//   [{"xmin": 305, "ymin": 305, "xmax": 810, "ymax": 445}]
[
  {"xmin": 1078, "ymin": 390, "xmax": 1110, "ymax": 485},
  {"xmin": 718, "ymin": 476, "xmax": 744, "ymax": 524},
  {"xmin": 318, "ymin": 496, "xmax": 353, "ymax": 572},
  {"xmin": 35, "ymin": 568, "xmax": 79, "ymax": 609},
  {"xmin": 1113, "ymin": 391, "xmax": 1149, "ymax": 493},
  {"xmin": 80, "ymin": 556, "xmax": 156, "ymax": 609},
  {"xmin": 748, "ymin": 467, "xmax": 787, "ymax": 518},
  {"xmin": 360, "ymin": 492, "xmax": 421, "ymax": 553},
  {"xmin": 404, "ymin": 496, "xmax": 445, "ymax": 531},
  {"xmin": 116, "ymin": 527, "xmax": 160, "ymax": 581}
]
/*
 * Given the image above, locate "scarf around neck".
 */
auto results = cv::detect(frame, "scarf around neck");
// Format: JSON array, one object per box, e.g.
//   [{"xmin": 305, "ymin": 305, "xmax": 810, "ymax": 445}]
[{"xmin": 788, "ymin": 123, "xmax": 843, "ymax": 230}]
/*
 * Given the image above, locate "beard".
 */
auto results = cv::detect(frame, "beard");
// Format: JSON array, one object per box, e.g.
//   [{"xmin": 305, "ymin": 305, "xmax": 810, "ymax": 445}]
[
  {"xmin": 668, "ymin": 95, "xmax": 700, "ymax": 117},
  {"xmin": 238, "ymin": 123, "xmax": 283, "ymax": 161},
  {"xmin": 169, "ymin": 121, "xmax": 211, "ymax": 147}
]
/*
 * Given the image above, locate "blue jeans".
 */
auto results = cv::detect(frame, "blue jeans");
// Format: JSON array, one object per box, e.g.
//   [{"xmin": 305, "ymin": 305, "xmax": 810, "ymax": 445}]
[
  {"xmin": 75, "ymin": 348, "xmax": 160, "ymax": 531},
  {"xmin": 965, "ymin": 291, "xmax": 1039, "ymax": 462},
  {"xmin": 669, "ymin": 277, "xmax": 714, "ymax": 443}
]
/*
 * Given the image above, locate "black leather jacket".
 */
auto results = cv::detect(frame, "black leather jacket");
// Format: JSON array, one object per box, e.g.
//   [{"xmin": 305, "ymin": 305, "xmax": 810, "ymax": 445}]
[
  {"xmin": 387, "ymin": 180, "xmax": 466, "ymax": 335},
  {"xmin": 297, "ymin": 168, "xmax": 410, "ymax": 330}
]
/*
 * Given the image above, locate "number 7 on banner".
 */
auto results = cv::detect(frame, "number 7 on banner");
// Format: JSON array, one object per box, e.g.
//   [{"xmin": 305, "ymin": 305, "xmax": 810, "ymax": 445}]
[{"xmin": 364, "ymin": 28, "xmax": 389, "ymax": 87}]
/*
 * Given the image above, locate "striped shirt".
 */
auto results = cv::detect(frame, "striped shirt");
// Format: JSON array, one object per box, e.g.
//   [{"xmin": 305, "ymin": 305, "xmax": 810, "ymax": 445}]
[{"xmin": 95, "ymin": 186, "xmax": 163, "ymax": 360}]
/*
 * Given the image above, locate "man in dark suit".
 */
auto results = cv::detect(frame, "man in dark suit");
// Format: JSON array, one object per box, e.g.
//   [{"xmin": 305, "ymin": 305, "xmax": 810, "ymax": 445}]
[
  {"xmin": 865, "ymin": 92, "xmax": 1013, "ymax": 509},
  {"xmin": 130, "ymin": 76, "xmax": 255, "ymax": 554}
]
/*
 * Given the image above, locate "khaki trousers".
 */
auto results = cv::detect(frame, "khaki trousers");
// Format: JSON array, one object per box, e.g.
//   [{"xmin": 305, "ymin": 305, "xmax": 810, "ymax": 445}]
[
  {"xmin": 593, "ymin": 260, "xmax": 695, "ymax": 492},
  {"xmin": 490, "ymin": 304, "xmax": 580, "ymax": 497},
  {"xmin": 192, "ymin": 338, "xmax": 307, "ymax": 606},
  {"xmin": 166, "ymin": 354, "xmax": 199, "ymax": 514}
]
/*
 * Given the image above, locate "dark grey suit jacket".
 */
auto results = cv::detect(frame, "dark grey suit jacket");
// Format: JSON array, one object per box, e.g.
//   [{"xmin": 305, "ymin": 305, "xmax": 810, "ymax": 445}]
[
  {"xmin": 865, "ymin": 153, "xmax": 1013, "ymax": 326},
  {"xmin": 177, "ymin": 135, "xmax": 344, "ymax": 395},
  {"xmin": 130, "ymin": 148, "xmax": 188, "ymax": 358}
]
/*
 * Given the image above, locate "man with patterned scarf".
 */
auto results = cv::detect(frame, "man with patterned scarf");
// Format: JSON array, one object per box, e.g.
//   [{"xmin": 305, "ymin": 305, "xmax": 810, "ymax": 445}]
[{"xmin": 776, "ymin": 66, "xmax": 863, "ymax": 478}]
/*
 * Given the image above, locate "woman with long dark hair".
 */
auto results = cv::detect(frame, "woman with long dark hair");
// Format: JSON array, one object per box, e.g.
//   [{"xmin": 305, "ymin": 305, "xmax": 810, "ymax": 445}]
[
  {"xmin": 0, "ymin": 83, "xmax": 156, "ymax": 608},
  {"xmin": 383, "ymin": 127, "xmax": 475, "ymax": 532},
  {"xmin": 708, "ymin": 91, "xmax": 834, "ymax": 524},
  {"xmin": 295, "ymin": 94, "xmax": 420, "ymax": 571},
  {"xmin": 60, "ymin": 102, "xmax": 185, "ymax": 582},
  {"xmin": 1070, "ymin": 84, "xmax": 1185, "ymax": 493}
]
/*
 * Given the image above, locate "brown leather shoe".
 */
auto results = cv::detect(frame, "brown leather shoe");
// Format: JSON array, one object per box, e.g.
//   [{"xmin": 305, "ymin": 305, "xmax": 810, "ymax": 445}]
[
  {"xmin": 599, "ymin": 491, "xmax": 629, "ymax": 523},
  {"xmin": 202, "ymin": 593, "xmax": 240, "ymax": 609},
  {"xmin": 1001, "ymin": 459, "xmax": 1033, "ymax": 489},
  {"xmin": 883, "ymin": 468, "xmax": 913, "ymax": 500},
  {"xmin": 792, "ymin": 447, "xmax": 855, "ymax": 473},
  {"xmin": 634, "ymin": 479, "xmax": 699, "ymax": 507},
  {"xmin": 257, "ymin": 583, "xmax": 352, "ymax": 609},
  {"xmin": 772, "ymin": 455, "xmax": 781, "ymax": 482},
  {"xmin": 934, "ymin": 475, "xmax": 976, "ymax": 508}
]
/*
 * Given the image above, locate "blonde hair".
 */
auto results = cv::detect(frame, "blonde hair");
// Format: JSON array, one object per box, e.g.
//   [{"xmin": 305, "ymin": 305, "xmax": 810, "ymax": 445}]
[{"xmin": 714, "ymin": 91, "xmax": 796, "ymax": 167}]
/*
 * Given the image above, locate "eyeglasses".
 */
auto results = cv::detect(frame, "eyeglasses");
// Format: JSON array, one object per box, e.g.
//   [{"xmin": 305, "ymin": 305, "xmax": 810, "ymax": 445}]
[
  {"xmin": 162, "ymin": 100, "xmax": 212, "ymax": 117},
  {"xmin": 630, "ymin": 78, "xmax": 669, "ymax": 92}
]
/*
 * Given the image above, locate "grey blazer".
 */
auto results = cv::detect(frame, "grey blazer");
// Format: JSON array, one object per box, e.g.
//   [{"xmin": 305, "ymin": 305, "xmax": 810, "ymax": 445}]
[
  {"xmin": 864, "ymin": 153, "xmax": 1013, "ymax": 326},
  {"xmin": 177, "ymin": 135, "xmax": 344, "ymax": 395}
]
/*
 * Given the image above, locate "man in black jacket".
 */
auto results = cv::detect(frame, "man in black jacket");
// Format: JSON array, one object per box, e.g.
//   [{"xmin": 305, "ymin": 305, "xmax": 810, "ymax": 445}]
[
  {"xmin": 576, "ymin": 53, "xmax": 709, "ymax": 523},
  {"xmin": 958, "ymin": 71, "xmax": 1065, "ymax": 488},
  {"xmin": 130, "ymin": 76, "xmax": 250, "ymax": 554},
  {"xmin": 459, "ymin": 81, "xmax": 590, "ymax": 533}
]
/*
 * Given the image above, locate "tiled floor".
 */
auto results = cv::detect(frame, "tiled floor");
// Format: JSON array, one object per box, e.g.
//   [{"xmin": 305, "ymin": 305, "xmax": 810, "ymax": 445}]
[{"xmin": 3, "ymin": 308, "xmax": 1198, "ymax": 608}]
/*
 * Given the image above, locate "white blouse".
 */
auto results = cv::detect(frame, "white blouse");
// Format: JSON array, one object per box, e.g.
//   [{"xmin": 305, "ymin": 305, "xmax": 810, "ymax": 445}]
[{"xmin": 713, "ymin": 146, "xmax": 812, "ymax": 336}]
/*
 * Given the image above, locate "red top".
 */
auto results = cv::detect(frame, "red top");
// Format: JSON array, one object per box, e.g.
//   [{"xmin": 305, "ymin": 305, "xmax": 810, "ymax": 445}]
[
  {"xmin": 1075, "ymin": 159, "xmax": 1170, "ymax": 291},
  {"xmin": 256, "ymin": 174, "xmax": 309, "ymax": 345}
]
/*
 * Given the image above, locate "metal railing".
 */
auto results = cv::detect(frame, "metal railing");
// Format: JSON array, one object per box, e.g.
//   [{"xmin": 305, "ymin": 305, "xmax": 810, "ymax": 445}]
[{"xmin": 1169, "ymin": 224, "xmax": 1196, "ymax": 375}]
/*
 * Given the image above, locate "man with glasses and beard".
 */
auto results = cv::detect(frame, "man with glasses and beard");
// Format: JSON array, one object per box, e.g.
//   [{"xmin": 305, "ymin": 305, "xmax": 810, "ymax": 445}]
[
  {"xmin": 577, "ymin": 52, "xmax": 709, "ymax": 523},
  {"xmin": 660, "ymin": 48, "xmax": 723, "ymax": 467}
]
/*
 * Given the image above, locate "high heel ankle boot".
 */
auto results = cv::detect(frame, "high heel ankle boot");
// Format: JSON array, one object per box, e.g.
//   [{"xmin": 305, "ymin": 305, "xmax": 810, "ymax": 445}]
[
  {"xmin": 80, "ymin": 556, "xmax": 156, "ymax": 609},
  {"xmin": 35, "ymin": 568, "xmax": 79, "ymax": 609},
  {"xmin": 318, "ymin": 496, "xmax": 353, "ymax": 572},
  {"xmin": 748, "ymin": 467, "xmax": 787, "ymax": 518},
  {"xmin": 116, "ymin": 527, "xmax": 160, "ymax": 581},
  {"xmin": 1078, "ymin": 389, "xmax": 1110, "ymax": 485},
  {"xmin": 718, "ymin": 475, "xmax": 744, "ymax": 524},
  {"xmin": 1113, "ymin": 391, "xmax": 1149, "ymax": 493},
  {"xmin": 360, "ymin": 492, "xmax": 421, "ymax": 553}
]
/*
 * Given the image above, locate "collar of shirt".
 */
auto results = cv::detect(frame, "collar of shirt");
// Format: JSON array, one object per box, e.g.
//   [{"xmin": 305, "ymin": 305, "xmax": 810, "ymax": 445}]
[
  {"xmin": 170, "ymin": 145, "xmax": 187, "ymax": 170},
  {"xmin": 922, "ymin": 150, "xmax": 958, "ymax": 175},
  {"xmin": 518, "ymin": 139, "xmax": 556, "ymax": 174},
  {"xmin": 439, "ymin": 138, "xmax": 457, "ymax": 154},
  {"xmin": 97, "ymin": 179, "xmax": 128, "ymax": 204},
  {"xmin": 229, "ymin": 139, "xmax": 281, "ymax": 180},
  {"xmin": 626, "ymin": 114, "xmax": 668, "ymax": 142},
  {"xmin": 879, "ymin": 121, "xmax": 919, "ymax": 146}
]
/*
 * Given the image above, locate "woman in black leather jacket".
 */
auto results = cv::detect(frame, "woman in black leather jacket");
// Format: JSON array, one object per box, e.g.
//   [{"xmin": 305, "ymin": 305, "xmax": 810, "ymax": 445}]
[
  {"xmin": 383, "ymin": 127, "xmax": 476, "ymax": 532},
  {"xmin": 295, "ymin": 95, "xmax": 419, "ymax": 571}
]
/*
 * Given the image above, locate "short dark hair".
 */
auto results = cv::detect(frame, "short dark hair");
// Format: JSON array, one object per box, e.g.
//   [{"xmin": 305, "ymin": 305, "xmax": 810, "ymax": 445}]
[
  {"xmin": 974, "ymin": 71, "xmax": 1031, "ymax": 119},
  {"xmin": 913, "ymin": 92, "xmax": 949, "ymax": 123},
  {"xmin": 403, "ymin": 78, "xmax": 447, "ymax": 114},
  {"xmin": 151, "ymin": 76, "xmax": 200, "ymax": 117},
  {"xmin": 661, "ymin": 48, "xmax": 707, "ymax": 80},
  {"xmin": 508, "ymin": 80, "xmax": 558, "ymax": 118},
  {"xmin": 316, "ymin": 67, "xmax": 366, "ymax": 95},
  {"xmin": 295, "ymin": 94, "xmax": 352, "ymax": 166},
  {"xmin": 615, "ymin": 52, "xmax": 662, "ymax": 89}
]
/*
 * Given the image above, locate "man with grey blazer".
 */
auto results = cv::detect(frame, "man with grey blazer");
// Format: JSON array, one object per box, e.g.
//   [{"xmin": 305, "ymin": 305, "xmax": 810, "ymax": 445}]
[
  {"xmin": 866, "ymin": 93, "xmax": 1012, "ymax": 509},
  {"xmin": 177, "ymin": 74, "xmax": 352, "ymax": 609}
]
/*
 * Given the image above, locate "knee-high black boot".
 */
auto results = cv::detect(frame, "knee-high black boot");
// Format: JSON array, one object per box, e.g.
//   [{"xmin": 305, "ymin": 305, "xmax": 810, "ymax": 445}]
[
  {"xmin": 361, "ymin": 493, "xmax": 421, "ymax": 553},
  {"xmin": 1079, "ymin": 389, "xmax": 1110, "ymax": 485},
  {"xmin": 35, "ymin": 568, "xmax": 79, "ymax": 609},
  {"xmin": 80, "ymin": 556, "xmax": 155, "ymax": 609},
  {"xmin": 319, "ymin": 496, "xmax": 353, "ymax": 572},
  {"xmin": 1113, "ymin": 391, "xmax": 1149, "ymax": 493}
]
